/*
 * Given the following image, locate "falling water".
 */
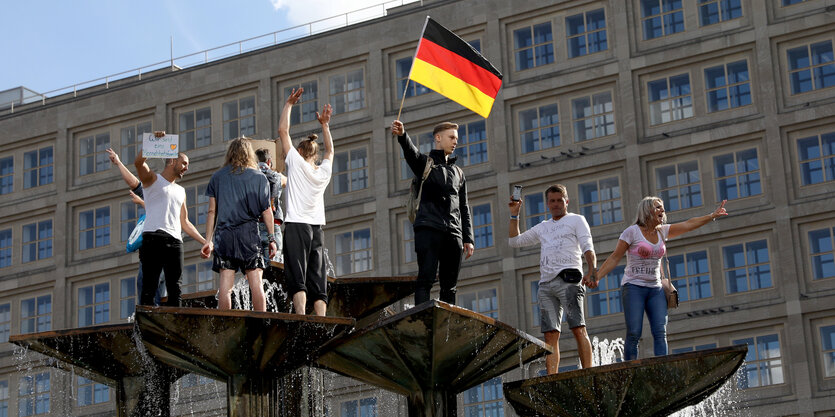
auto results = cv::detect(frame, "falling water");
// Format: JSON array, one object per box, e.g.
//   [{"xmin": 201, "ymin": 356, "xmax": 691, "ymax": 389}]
[
  {"xmin": 669, "ymin": 364, "xmax": 750, "ymax": 417},
  {"xmin": 591, "ymin": 336, "xmax": 625, "ymax": 366}
]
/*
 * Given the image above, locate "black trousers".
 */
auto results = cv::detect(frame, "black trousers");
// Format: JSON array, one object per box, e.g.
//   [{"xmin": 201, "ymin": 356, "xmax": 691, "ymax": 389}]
[
  {"xmin": 414, "ymin": 227, "xmax": 463, "ymax": 305},
  {"xmin": 283, "ymin": 222, "xmax": 327, "ymax": 303},
  {"xmin": 139, "ymin": 231, "xmax": 183, "ymax": 307}
]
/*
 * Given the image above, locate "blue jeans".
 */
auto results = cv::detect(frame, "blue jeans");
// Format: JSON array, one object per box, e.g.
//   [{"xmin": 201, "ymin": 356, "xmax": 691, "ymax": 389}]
[{"xmin": 621, "ymin": 283, "xmax": 668, "ymax": 360}]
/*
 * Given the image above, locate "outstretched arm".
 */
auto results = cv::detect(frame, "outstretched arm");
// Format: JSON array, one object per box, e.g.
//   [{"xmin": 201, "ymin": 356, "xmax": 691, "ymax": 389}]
[
  {"xmin": 317, "ymin": 104, "xmax": 334, "ymax": 161},
  {"xmin": 107, "ymin": 148, "xmax": 140, "ymax": 189},
  {"xmin": 278, "ymin": 88, "xmax": 304, "ymax": 157},
  {"xmin": 668, "ymin": 200, "xmax": 728, "ymax": 239}
]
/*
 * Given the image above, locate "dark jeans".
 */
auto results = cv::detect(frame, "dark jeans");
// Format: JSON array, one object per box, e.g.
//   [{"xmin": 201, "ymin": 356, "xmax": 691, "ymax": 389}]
[
  {"xmin": 283, "ymin": 223, "xmax": 327, "ymax": 303},
  {"xmin": 136, "ymin": 261, "xmax": 166, "ymax": 306},
  {"xmin": 414, "ymin": 227, "xmax": 463, "ymax": 305},
  {"xmin": 139, "ymin": 231, "xmax": 183, "ymax": 307}
]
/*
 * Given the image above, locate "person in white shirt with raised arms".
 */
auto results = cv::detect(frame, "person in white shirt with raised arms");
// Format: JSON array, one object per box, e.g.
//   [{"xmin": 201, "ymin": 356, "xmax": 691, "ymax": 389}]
[{"xmin": 508, "ymin": 184, "xmax": 597, "ymax": 374}]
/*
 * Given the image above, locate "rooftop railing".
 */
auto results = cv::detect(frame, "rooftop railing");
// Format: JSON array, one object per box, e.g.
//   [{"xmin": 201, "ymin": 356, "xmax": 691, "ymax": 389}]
[{"xmin": 3, "ymin": 0, "xmax": 421, "ymax": 114}]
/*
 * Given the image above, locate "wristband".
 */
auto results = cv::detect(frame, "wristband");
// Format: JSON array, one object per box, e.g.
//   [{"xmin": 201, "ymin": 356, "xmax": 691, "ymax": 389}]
[{"xmin": 510, "ymin": 215, "xmax": 519, "ymax": 220}]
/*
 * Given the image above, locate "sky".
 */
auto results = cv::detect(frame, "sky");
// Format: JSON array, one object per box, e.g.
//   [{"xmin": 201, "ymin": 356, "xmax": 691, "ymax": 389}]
[{"xmin": 0, "ymin": 0, "xmax": 415, "ymax": 94}]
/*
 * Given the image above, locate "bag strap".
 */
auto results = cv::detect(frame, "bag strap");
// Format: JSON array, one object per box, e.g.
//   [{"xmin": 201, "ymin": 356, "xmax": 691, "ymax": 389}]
[
  {"xmin": 661, "ymin": 230, "xmax": 671, "ymax": 282},
  {"xmin": 415, "ymin": 156, "xmax": 433, "ymax": 205}
]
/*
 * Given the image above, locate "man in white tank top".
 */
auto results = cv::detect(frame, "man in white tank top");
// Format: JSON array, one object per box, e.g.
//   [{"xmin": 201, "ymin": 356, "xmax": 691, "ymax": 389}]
[{"xmin": 135, "ymin": 132, "xmax": 206, "ymax": 306}]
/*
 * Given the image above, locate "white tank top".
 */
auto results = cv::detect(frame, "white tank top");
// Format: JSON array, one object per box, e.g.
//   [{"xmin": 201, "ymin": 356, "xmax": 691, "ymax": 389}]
[{"xmin": 143, "ymin": 173, "xmax": 185, "ymax": 241}]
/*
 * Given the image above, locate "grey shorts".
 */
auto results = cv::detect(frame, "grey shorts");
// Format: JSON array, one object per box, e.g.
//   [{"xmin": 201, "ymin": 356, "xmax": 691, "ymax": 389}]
[{"xmin": 539, "ymin": 278, "xmax": 586, "ymax": 333}]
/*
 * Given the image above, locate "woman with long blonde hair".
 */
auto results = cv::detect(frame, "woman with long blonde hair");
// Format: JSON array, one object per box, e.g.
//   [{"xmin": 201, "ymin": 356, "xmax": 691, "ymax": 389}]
[{"xmin": 593, "ymin": 197, "xmax": 727, "ymax": 360}]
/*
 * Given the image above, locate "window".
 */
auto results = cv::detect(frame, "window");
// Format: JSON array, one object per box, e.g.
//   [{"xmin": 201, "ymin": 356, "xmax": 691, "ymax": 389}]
[
  {"xmin": 18, "ymin": 372, "xmax": 49, "ymax": 416},
  {"xmin": 222, "ymin": 96, "xmax": 256, "ymax": 141},
  {"xmin": 185, "ymin": 184, "xmax": 209, "ymax": 226},
  {"xmin": 120, "ymin": 122, "xmax": 151, "ymax": 163},
  {"xmin": 335, "ymin": 228, "xmax": 372, "ymax": 276},
  {"xmin": 120, "ymin": 277, "xmax": 136, "ymax": 319},
  {"xmin": 340, "ymin": 397, "xmax": 376, "ymax": 417},
  {"xmin": 578, "ymin": 177, "xmax": 622, "ymax": 227},
  {"xmin": 77, "ymin": 376, "xmax": 108, "ymax": 406},
  {"xmin": 523, "ymin": 192, "xmax": 547, "ymax": 231},
  {"xmin": 513, "ymin": 23, "xmax": 554, "ymax": 71},
  {"xmin": 671, "ymin": 342, "xmax": 717, "ymax": 354},
  {"xmin": 530, "ymin": 280, "xmax": 541, "ymax": 327},
  {"xmin": 285, "ymin": 82, "xmax": 318, "ymax": 124},
  {"xmin": 714, "ymin": 148, "xmax": 761, "ymax": 200},
  {"xmin": 641, "ymin": 0, "xmax": 684, "ymax": 40},
  {"xmin": 0, "ymin": 379, "xmax": 7, "ymax": 417},
  {"xmin": 808, "ymin": 227, "xmax": 835, "ymax": 280},
  {"xmin": 782, "ymin": 0, "xmax": 807, "ymax": 4},
  {"xmin": 472, "ymin": 204, "xmax": 494, "ymax": 249},
  {"xmin": 23, "ymin": 147, "xmax": 53, "ymax": 189},
  {"xmin": 79, "ymin": 133, "xmax": 110, "ymax": 176},
  {"xmin": 705, "ymin": 60, "xmax": 751, "ymax": 112},
  {"xmin": 22, "ymin": 220, "xmax": 52, "ymax": 263},
  {"xmin": 0, "ymin": 156, "xmax": 11, "ymax": 195},
  {"xmin": 572, "ymin": 92, "xmax": 615, "ymax": 142},
  {"xmin": 333, "ymin": 148, "xmax": 368, "ymax": 195},
  {"xmin": 723, "ymin": 239, "xmax": 771, "ymax": 293},
  {"xmin": 669, "ymin": 250, "xmax": 711, "ymax": 301},
  {"xmin": 330, "ymin": 69, "xmax": 365, "ymax": 114},
  {"xmin": 402, "ymin": 220, "xmax": 416, "ymax": 264},
  {"xmin": 0, "ymin": 303, "xmax": 10, "ymax": 343},
  {"xmin": 178, "ymin": 107, "xmax": 211, "ymax": 151},
  {"xmin": 182, "ymin": 261, "xmax": 213, "ymax": 294},
  {"xmin": 20, "ymin": 295, "xmax": 51, "ymax": 334},
  {"xmin": 648, "ymin": 73, "xmax": 693, "ymax": 125},
  {"xmin": 797, "ymin": 131, "xmax": 835, "ymax": 186},
  {"xmin": 78, "ymin": 283, "xmax": 110, "ymax": 327},
  {"xmin": 462, "ymin": 377, "xmax": 503, "ymax": 417},
  {"xmin": 458, "ymin": 288, "xmax": 498, "ymax": 319},
  {"xmin": 396, "ymin": 57, "xmax": 430, "ymax": 99},
  {"xmin": 0, "ymin": 229, "xmax": 10, "ymax": 268},
  {"xmin": 566, "ymin": 9, "xmax": 607, "ymax": 58},
  {"xmin": 399, "ymin": 131, "xmax": 434, "ymax": 181},
  {"xmin": 121, "ymin": 201, "xmax": 145, "ymax": 242},
  {"xmin": 656, "ymin": 161, "xmax": 702, "ymax": 211},
  {"xmin": 821, "ymin": 324, "xmax": 835, "ymax": 377},
  {"xmin": 519, "ymin": 104, "xmax": 559, "ymax": 154},
  {"xmin": 587, "ymin": 265, "xmax": 624, "ymax": 317},
  {"xmin": 454, "ymin": 120, "xmax": 488, "ymax": 165},
  {"xmin": 699, "ymin": 0, "xmax": 742, "ymax": 26},
  {"xmin": 787, "ymin": 40, "xmax": 835, "ymax": 95},
  {"xmin": 733, "ymin": 334, "xmax": 784, "ymax": 388},
  {"xmin": 79, "ymin": 207, "xmax": 110, "ymax": 250}
]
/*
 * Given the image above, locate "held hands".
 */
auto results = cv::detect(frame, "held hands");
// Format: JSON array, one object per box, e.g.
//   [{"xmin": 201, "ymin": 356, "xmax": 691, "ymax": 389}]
[
  {"xmin": 316, "ymin": 104, "xmax": 332, "ymax": 125},
  {"xmin": 200, "ymin": 241, "xmax": 213, "ymax": 259},
  {"xmin": 463, "ymin": 243, "xmax": 474, "ymax": 259},
  {"xmin": 286, "ymin": 88, "xmax": 304, "ymax": 105},
  {"xmin": 391, "ymin": 120, "xmax": 405, "ymax": 137},
  {"xmin": 583, "ymin": 269, "xmax": 599, "ymax": 289}
]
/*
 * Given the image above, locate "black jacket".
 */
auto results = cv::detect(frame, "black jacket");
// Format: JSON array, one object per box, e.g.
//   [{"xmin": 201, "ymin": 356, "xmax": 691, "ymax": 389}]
[{"xmin": 398, "ymin": 133, "xmax": 474, "ymax": 244}]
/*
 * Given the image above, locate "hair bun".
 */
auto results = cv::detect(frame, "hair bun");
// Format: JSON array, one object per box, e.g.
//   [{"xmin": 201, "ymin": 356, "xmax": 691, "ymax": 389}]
[{"xmin": 307, "ymin": 134, "xmax": 319, "ymax": 141}]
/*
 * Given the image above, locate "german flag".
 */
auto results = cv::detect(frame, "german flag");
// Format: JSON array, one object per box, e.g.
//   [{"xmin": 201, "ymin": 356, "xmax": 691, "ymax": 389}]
[{"xmin": 408, "ymin": 17, "xmax": 503, "ymax": 118}]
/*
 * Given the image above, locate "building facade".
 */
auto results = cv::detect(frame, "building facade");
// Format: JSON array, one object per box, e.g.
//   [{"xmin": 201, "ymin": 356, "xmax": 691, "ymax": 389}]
[{"xmin": 0, "ymin": 0, "xmax": 834, "ymax": 415}]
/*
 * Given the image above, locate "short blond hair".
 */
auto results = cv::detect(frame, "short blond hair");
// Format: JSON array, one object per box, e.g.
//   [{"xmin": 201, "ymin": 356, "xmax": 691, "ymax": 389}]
[
  {"xmin": 634, "ymin": 196, "xmax": 666, "ymax": 227},
  {"xmin": 433, "ymin": 122, "xmax": 459, "ymax": 136}
]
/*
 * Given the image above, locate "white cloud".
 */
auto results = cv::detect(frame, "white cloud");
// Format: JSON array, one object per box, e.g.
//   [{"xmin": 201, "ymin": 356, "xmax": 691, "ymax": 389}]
[{"xmin": 269, "ymin": 0, "xmax": 416, "ymax": 26}]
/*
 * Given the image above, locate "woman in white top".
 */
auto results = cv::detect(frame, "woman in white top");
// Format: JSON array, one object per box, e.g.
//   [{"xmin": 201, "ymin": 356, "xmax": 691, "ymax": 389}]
[
  {"xmin": 593, "ymin": 197, "xmax": 727, "ymax": 360},
  {"xmin": 277, "ymin": 88, "xmax": 334, "ymax": 316}
]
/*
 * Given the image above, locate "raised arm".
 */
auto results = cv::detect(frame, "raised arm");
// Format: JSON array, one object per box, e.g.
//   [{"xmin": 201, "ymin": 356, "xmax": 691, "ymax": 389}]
[
  {"xmin": 507, "ymin": 199, "xmax": 540, "ymax": 247},
  {"xmin": 180, "ymin": 202, "xmax": 206, "ymax": 246},
  {"xmin": 134, "ymin": 149, "xmax": 155, "ymax": 187},
  {"xmin": 667, "ymin": 200, "xmax": 728, "ymax": 240},
  {"xmin": 317, "ymin": 104, "xmax": 334, "ymax": 161},
  {"xmin": 107, "ymin": 148, "xmax": 140, "ymax": 189},
  {"xmin": 278, "ymin": 88, "xmax": 304, "ymax": 156},
  {"xmin": 391, "ymin": 120, "xmax": 426, "ymax": 177}
]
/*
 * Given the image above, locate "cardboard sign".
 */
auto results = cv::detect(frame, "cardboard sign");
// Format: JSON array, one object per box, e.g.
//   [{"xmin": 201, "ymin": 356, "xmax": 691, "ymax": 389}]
[
  {"xmin": 142, "ymin": 133, "xmax": 180, "ymax": 158},
  {"xmin": 250, "ymin": 139, "xmax": 283, "ymax": 171}
]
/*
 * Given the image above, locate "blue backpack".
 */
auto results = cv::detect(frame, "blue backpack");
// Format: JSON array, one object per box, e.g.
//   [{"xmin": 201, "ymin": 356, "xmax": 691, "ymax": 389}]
[{"xmin": 126, "ymin": 214, "xmax": 145, "ymax": 253}]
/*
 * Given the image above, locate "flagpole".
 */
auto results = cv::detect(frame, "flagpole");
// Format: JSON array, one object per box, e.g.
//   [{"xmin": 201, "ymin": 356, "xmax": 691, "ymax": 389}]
[{"xmin": 396, "ymin": 16, "xmax": 432, "ymax": 121}]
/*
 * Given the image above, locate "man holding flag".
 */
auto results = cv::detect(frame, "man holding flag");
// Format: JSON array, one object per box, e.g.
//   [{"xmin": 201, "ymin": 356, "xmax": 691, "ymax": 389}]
[{"xmin": 394, "ymin": 17, "xmax": 503, "ymax": 306}]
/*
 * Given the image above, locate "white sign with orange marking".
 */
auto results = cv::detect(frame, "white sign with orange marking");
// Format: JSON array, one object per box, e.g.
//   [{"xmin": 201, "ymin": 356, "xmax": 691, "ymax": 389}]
[{"xmin": 141, "ymin": 133, "xmax": 180, "ymax": 158}]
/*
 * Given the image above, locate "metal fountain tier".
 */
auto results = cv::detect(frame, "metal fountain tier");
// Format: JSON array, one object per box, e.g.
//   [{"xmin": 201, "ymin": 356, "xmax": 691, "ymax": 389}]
[
  {"xmin": 315, "ymin": 300, "xmax": 552, "ymax": 417},
  {"xmin": 9, "ymin": 323, "xmax": 182, "ymax": 417},
  {"xmin": 502, "ymin": 345, "xmax": 748, "ymax": 417},
  {"xmin": 135, "ymin": 306, "xmax": 354, "ymax": 416}
]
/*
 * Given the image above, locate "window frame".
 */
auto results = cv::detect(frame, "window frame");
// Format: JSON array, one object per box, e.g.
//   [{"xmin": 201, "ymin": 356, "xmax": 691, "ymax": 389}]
[
  {"xmin": 732, "ymin": 332, "xmax": 785, "ymax": 389},
  {"xmin": 646, "ymin": 72, "xmax": 694, "ymax": 126},
  {"xmin": 222, "ymin": 95, "xmax": 257, "ymax": 141},
  {"xmin": 785, "ymin": 39, "xmax": 835, "ymax": 96},
  {"xmin": 329, "ymin": 68, "xmax": 366, "ymax": 115},
  {"xmin": 77, "ymin": 281, "xmax": 111, "ymax": 327},
  {"xmin": 0, "ymin": 228, "xmax": 11, "ymax": 269},
  {"xmin": 332, "ymin": 146, "xmax": 369, "ymax": 196},
  {"xmin": 577, "ymin": 176, "xmax": 623, "ymax": 227},
  {"xmin": 512, "ymin": 21, "xmax": 555, "ymax": 71},
  {"xmin": 712, "ymin": 147, "xmax": 763, "ymax": 202},
  {"xmin": 22, "ymin": 219, "xmax": 53, "ymax": 263},
  {"xmin": 0, "ymin": 155, "xmax": 12, "ymax": 195},
  {"xmin": 565, "ymin": 8, "xmax": 608, "ymax": 59},
  {"xmin": 698, "ymin": 0, "xmax": 743, "ymax": 27},
  {"xmin": 654, "ymin": 160, "xmax": 703, "ymax": 212},
  {"xmin": 571, "ymin": 90, "xmax": 616, "ymax": 142},
  {"xmin": 703, "ymin": 59, "xmax": 753, "ymax": 113},
  {"xmin": 20, "ymin": 294, "xmax": 52, "ymax": 334},
  {"xmin": 333, "ymin": 226, "xmax": 374, "ymax": 276},
  {"xmin": 639, "ymin": 0, "xmax": 685, "ymax": 41},
  {"xmin": 79, "ymin": 206, "xmax": 111, "ymax": 251},
  {"xmin": 177, "ymin": 106, "xmax": 212, "ymax": 151},
  {"xmin": 722, "ymin": 238, "xmax": 772, "ymax": 294},
  {"xmin": 23, "ymin": 146, "xmax": 54, "ymax": 190}
]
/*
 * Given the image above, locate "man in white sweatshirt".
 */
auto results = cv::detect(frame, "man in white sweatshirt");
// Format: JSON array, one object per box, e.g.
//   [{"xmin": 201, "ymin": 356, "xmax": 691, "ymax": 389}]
[{"xmin": 508, "ymin": 184, "xmax": 597, "ymax": 374}]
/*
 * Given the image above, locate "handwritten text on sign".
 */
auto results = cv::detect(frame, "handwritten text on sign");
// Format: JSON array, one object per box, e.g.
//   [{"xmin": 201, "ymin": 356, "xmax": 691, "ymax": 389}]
[{"xmin": 141, "ymin": 133, "xmax": 180, "ymax": 158}]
